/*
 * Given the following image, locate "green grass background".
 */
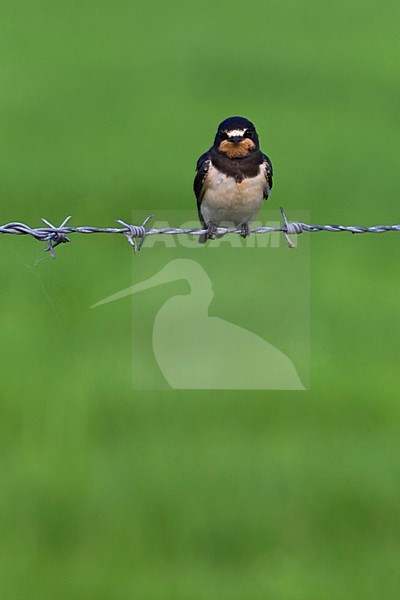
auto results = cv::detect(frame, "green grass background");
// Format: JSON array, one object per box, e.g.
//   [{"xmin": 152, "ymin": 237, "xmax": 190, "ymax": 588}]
[{"xmin": 1, "ymin": 0, "xmax": 400, "ymax": 598}]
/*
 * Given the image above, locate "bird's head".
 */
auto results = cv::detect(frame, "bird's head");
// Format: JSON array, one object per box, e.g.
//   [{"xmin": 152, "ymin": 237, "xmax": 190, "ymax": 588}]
[{"xmin": 213, "ymin": 116, "xmax": 259, "ymax": 158}]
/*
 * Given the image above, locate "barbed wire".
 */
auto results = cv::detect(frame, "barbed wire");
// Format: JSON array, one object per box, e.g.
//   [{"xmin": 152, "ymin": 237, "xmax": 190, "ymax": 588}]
[{"xmin": 0, "ymin": 208, "xmax": 399, "ymax": 257}]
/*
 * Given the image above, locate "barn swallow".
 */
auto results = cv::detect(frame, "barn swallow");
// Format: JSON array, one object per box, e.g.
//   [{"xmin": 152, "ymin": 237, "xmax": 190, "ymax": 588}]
[{"xmin": 194, "ymin": 116, "xmax": 273, "ymax": 243}]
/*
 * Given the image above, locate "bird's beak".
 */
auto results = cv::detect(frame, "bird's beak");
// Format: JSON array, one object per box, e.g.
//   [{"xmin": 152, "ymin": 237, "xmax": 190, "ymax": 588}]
[{"xmin": 228, "ymin": 136, "xmax": 243, "ymax": 143}]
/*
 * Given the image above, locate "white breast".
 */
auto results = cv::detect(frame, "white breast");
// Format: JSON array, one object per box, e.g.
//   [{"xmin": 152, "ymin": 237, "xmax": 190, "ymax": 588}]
[{"xmin": 200, "ymin": 162, "xmax": 267, "ymax": 227}]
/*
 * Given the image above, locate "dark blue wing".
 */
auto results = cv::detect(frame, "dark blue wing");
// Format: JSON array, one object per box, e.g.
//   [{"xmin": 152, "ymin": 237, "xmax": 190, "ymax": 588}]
[
  {"xmin": 194, "ymin": 150, "xmax": 211, "ymax": 227},
  {"xmin": 262, "ymin": 153, "xmax": 273, "ymax": 200}
]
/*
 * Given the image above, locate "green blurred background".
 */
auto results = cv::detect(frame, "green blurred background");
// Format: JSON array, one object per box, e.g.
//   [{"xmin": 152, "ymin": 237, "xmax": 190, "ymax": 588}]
[{"xmin": 1, "ymin": 0, "xmax": 400, "ymax": 597}]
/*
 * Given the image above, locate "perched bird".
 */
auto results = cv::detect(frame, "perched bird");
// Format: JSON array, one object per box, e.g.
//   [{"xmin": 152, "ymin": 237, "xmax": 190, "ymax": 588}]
[{"xmin": 194, "ymin": 116, "xmax": 273, "ymax": 243}]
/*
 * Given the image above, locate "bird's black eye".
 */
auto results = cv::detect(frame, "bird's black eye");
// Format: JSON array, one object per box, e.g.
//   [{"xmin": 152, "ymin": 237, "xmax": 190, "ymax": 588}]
[
  {"xmin": 244, "ymin": 129, "xmax": 254, "ymax": 139},
  {"xmin": 218, "ymin": 131, "xmax": 227, "ymax": 140}
]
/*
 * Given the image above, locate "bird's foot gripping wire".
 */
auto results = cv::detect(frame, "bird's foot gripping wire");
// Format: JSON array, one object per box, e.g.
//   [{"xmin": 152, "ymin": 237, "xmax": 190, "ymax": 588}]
[
  {"xmin": 117, "ymin": 215, "xmax": 153, "ymax": 253},
  {"xmin": 239, "ymin": 222, "xmax": 250, "ymax": 239},
  {"xmin": 206, "ymin": 221, "xmax": 219, "ymax": 241}
]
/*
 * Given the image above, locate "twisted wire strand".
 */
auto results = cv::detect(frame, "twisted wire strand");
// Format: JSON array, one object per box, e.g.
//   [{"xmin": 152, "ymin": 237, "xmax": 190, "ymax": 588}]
[{"xmin": 0, "ymin": 208, "xmax": 399, "ymax": 256}]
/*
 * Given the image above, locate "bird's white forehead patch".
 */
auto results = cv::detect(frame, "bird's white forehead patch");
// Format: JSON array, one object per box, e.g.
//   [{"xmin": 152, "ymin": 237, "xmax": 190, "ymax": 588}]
[{"xmin": 226, "ymin": 129, "xmax": 246, "ymax": 138}]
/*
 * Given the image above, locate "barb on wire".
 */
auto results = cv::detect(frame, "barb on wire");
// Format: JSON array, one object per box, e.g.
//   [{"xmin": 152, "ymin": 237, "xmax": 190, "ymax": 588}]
[
  {"xmin": 41, "ymin": 215, "xmax": 72, "ymax": 258},
  {"xmin": 116, "ymin": 215, "xmax": 153, "ymax": 253},
  {"xmin": 1, "ymin": 207, "xmax": 400, "ymax": 256}
]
